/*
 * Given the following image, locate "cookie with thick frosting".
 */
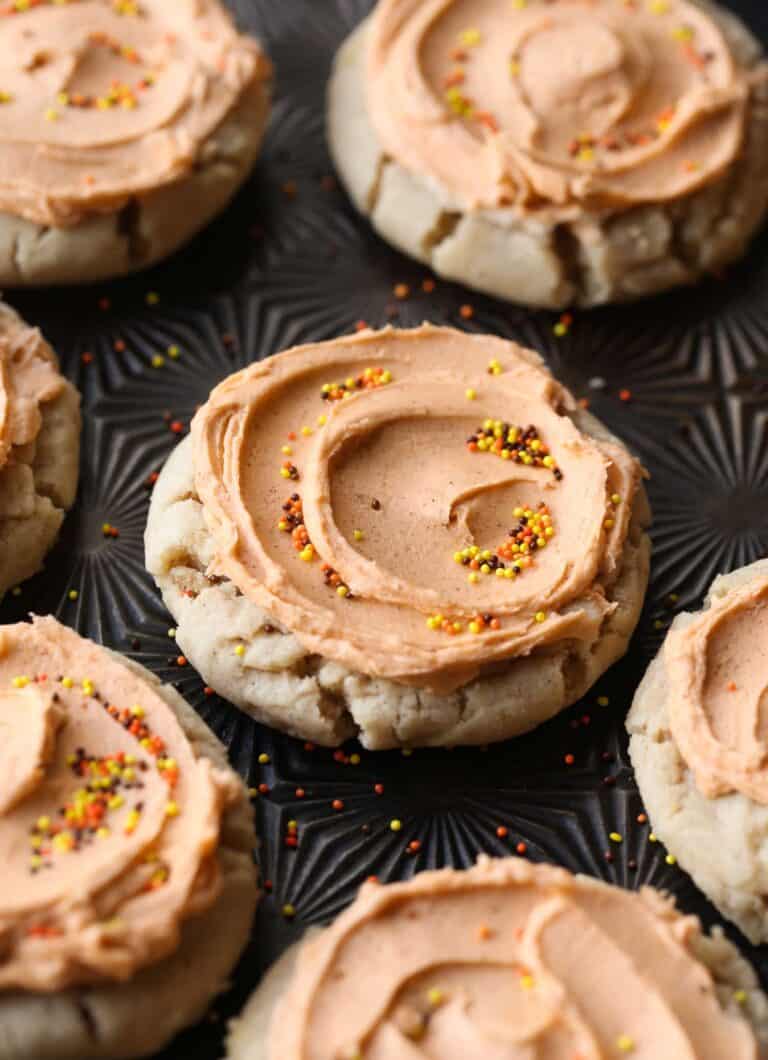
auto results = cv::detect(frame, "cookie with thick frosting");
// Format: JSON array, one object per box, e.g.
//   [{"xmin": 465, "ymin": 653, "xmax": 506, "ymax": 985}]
[
  {"xmin": 629, "ymin": 557, "xmax": 768, "ymax": 944},
  {"xmin": 0, "ymin": 615, "xmax": 258, "ymax": 1060},
  {"xmin": 0, "ymin": 302, "xmax": 80, "ymax": 597},
  {"xmin": 226, "ymin": 856, "xmax": 768, "ymax": 1060},
  {"xmin": 145, "ymin": 324, "xmax": 651, "ymax": 749},
  {"xmin": 0, "ymin": 0, "xmax": 272, "ymax": 285},
  {"xmin": 328, "ymin": 0, "xmax": 768, "ymax": 307}
]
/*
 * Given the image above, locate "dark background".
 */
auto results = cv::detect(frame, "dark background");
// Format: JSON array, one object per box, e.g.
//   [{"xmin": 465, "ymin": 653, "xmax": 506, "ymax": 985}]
[{"xmin": 3, "ymin": 1, "xmax": 768, "ymax": 1055}]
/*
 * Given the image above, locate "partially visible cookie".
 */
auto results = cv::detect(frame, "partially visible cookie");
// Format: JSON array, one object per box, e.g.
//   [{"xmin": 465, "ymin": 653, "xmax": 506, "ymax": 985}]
[
  {"xmin": 629, "ymin": 558, "xmax": 768, "ymax": 945},
  {"xmin": 226, "ymin": 856, "xmax": 768, "ymax": 1060},
  {"xmin": 0, "ymin": 616, "xmax": 258, "ymax": 1060},
  {"xmin": 0, "ymin": 303, "xmax": 80, "ymax": 598},
  {"xmin": 0, "ymin": 0, "xmax": 272, "ymax": 286},
  {"xmin": 146, "ymin": 325, "xmax": 650, "ymax": 750},
  {"xmin": 328, "ymin": 0, "xmax": 768, "ymax": 308}
]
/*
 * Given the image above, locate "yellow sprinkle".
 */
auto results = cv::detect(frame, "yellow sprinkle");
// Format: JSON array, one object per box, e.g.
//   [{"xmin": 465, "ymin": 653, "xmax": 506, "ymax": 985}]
[
  {"xmin": 520, "ymin": 974, "xmax": 534, "ymax": 990},
  {"xmin": 609, "ymin": 832, "xmax": 623, "ymax": 844},
  {"xmin": 734, "ymin": 990, "xmax": 748, "ymax": 1005},
  {"xmin": 68, "ymin": 589, "xmax": 78, "ymax": 601},
  {"xmin": 130, "ymin": 705, "xmax": 144, "ymax": 717},
  {"xmin": 151, "ymin": 354, "xmax": 165, "ymax": 368},
  {"xmin": 353, "ymin": 529, "xmax": 364, "ymax": 541},
  {"xmin": 649, "ymin": 832, "xmax": 658, "ymax": 843},
  {"xmin": 465, "ymin": 388, "xmax": 477, "ymax": 401},
  {"xmin": 468, "ymin": 621, "xmax": 481, "ymax": 635},
  {"xmin": 617, "ymin": 1035, "xmax": 635, "ymax": 1054},
  {"xmin": 604, "ymin": 518, "xmax": 615, "ymax": 530},
  {"xmin": 36, "ymin": 815, "xmax": 51, "ymax": 831},
  {"xmin": 0, "ymin": 91, "xmax": 13, "ymax": 104},
  {"xmin": 258, "ymin": 753, "xmax": 270, "ymax": 765},
  {"xmin": 234, "ymin": 644, "xmax": 245, "ymax": 657},
  {"xmin": 597, "ymin": 695, "xmax": 610, "ymax": 707},
  {"xmin": 97, "ymin": 827, "xmax": 110, "ymax": 839},
  {"xmin": 350, "ymin": 753, "xmax": 361, "ymax": 765},
  {"xmin": 12, "ymin": 675, "xmax": 29, "ymax": 688},
  {"xmin": 336, "ymin": 585, "xmax": 349, "ymax": 597},
  {"xmin": 488, "ymin": 359, "xmax": 502, "ymax": 375},
  {"xmin": 44, "ymin": 107, "xmax": 59, "ymax": 122},
  {"xmin": 165, "ymin": 801, "xmax": 180, "ymax": 818},
  {"xmin": 459, "ymin": 27, "xmax": 481, "ymax": 46},
  {"xmin": 301, "ymin": 426, "xmax": 312, "ymax": 436},
  {"xmin": 279, "ymin": 467, "xmax": 292, "ymax": 479},
  {"xmin": 534, "ymin": 611, "xmax": 547, "ymax": 623},
  {"xmin": 665, "ymin": 853, "xmax": 677, "ymax": 865},
  {"xmin": 468, "ymin": 572, "xmax": 480, "ymax": 584},
  {"xmin": 389, "ymin": 819, "xmax": 403, "ymax": 832},
  {"xmin": 108, "ymin": 795, "xmax": 124, "ymax": 810},
  {"xmin": 167, "ymin": 344, "xmax": 180, "ymax": 359},
  {"xmin": 299, "ymin": 546, "xmax": 315, "ymax": 562},
  {"xmin": 61, "ymin": 676, "xmax": 73, "ymax": 689},
  {"xmin": 452, "ymin": 622, "xmax": 463, "ymax": 634},
  {"xmin": 282, "ymin": 903, "xmax": 296, "ymax": 918},
  {"xmin": 649, "ymin": 0, "xmax": 669, "ymax": 11},
  {"xmin": 145, "ymin": 291, "xmax": 159, "ymax": 306},
  {"xmin": 281, "ymin": 445, "xmax": 292, "ymax": 455},
  {"xmin": 611, "ymin": 494, "xmax": 622, "ymax": 505},
  {"xmin": 317, "ymin": 415, "xmax": 327, "ymax": 426},
  {"xmin": 427, "ymin": 988, "xmax": 445, "ymax": 1007}
]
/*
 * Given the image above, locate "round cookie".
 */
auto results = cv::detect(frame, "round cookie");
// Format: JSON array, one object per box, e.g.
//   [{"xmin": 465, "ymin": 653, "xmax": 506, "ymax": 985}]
[
  {"xmin": 327, "ymin": 0, "xmax": 768, "ymax": 308},
  {"xmin": 145, "ymin": 325, "xmax": 651, "ymax": 749},
  {"xmin": 628, "ymin": 558, "xmax": 768, "ymax": 945},
  {"xmin": 0, "ymin": 302, "xmax": 80, "ymax": 598},
  {"xmin": 0, "ymin": 616, "xmax": 259, "ymax": 1060},
  {"xmin": 0, "ymin": 0, "xmax": 272, "ymax": 286},
  {"xmin": 226, "ymin": 856, "xmax": 768, "ymax": 1060}
]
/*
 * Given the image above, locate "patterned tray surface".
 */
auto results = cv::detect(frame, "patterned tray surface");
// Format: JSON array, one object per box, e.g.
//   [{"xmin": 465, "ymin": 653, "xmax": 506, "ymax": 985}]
[{"xmin": 3, "ymin": 1, "xmax": 768, "ymax": 1056}]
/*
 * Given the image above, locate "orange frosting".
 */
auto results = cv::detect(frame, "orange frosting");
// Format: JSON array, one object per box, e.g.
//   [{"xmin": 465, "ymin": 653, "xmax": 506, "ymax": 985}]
[
  {"xmin": 192, "ymin": 326, "xmax": 644, "ymax": 694},
  {"xmin": 367, "ymin": 0, "xmax": 759, "ymax": 216},
  {"xmin": 268, "ymin": 857, "xmax": 758, "ymax": 1059},
  {"xmin": 0, "ymin": 0, "xmax": 271, "ymax": 226},
  {"xmin": 0, "ymin": 617, "xmax": 241, "ymax": 991},
  {"xmin": 667, "ymin": 574, "xmax": 768, "ymax": 803},
  {"xmin": 0, "ymin": 302, "xmax": 66, "ymax": 472}
]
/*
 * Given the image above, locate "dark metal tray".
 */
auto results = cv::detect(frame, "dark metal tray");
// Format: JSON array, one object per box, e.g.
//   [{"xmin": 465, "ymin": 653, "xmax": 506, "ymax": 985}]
[{"xmin": 4, "ymin": 0, "xmax": 768, "ymax": 1055}]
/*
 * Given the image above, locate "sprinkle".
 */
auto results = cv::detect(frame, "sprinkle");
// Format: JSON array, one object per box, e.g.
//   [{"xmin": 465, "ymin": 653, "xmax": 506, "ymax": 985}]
[
  {"xmin": 282, "ymin": 903, "xmax": 296, "ymax": 919},
  {"xmin": 258, "ymin": 753, "xmax": 270, "ymax": 765},
  {"xmin": 0, "ymin": 91, "xmax": 13, "ymax": 104},
  {"xmin": 234, "ymin": 644, "xmax": 245, "ymax": 657},
  {"xmin": 12, "ymin": 675, "xmax": 30, "ymax": 688},
  {"xmin": 151, "ymin": 354, "xmax": 165, "ymax": 368},
  {"xmin": 427, "ymin": 988, "xmax": 445, "ymax": 1007},
  {"xmin": 534, "ymin": 611, "xmax": 547, "ymax": 623},
  {"xmin": 564, "ymin": 753, "xmax": 575, "ymax": 766},
  {"xmin": 459, "ymin": 304, "xmax": 475, "ymax": 320},
  {"xmin": 61, "ymin": 677, "xmax": 73, "ymax": 689},
  {"xmin": 168, "ymin": 345, "xmax": 180, "ymax": 359},
  {"xmin": 487, "ymin": 359, "xmax": 502, "ymax": 375},
  {"xmin": 165, "ymin": 801, "xmax": 180, "ymax": 818},
  {"xmin": 465, "ymin": 388, "xmax": 477, "ymax": 400},
  {"xmin": 617, "ymin": 1035, "xmax": 635, "ymax": 1053},
  {"xmin": 520, "ymin": 974, "xmax": 534, "ymax": 990},
  {"xmin": 665, "ymin": 853, "xmax": 677, "ymax": 865},
  {"xmin": 609, "ymin": 832, "xmax": 623, "ymax": 844},
  {"xmin": 734, "ymin": 990, "xmax": 748, "ymax": 1005},
  {"xmin": 353, "ymin": 529, "xmax": 364, "ymax": 541},
  {"xmin": 68, "ymin": 589, "xmax": 78, "ymax": 601},
  {"xmin": 459, "ymin": 27, "xmax": 481, "ymax": 46},
  {"xmin": 389, "ymin": 818, "xmax": 403, "ymax": 832},
  {"xmin": 44, "ymin": 107, "xmax": 59, "ymax": 122},
  {"xmin": 516, "ymin": 841, "xmax": 527, "ymax": 855},
  {"xmin": 146, "ymin": 291, "xmax": 159, "ymax": 306},
  {"xmin": 597, "ymin": 695, "xmax": 610, "ymax": 706},
  {"xmin": 393, "ymin": 283, "xmax": 410, "ymax": 300},
  {"xmin": 618, "ymin": 388, "xmax": 632, "ymax": 402}
]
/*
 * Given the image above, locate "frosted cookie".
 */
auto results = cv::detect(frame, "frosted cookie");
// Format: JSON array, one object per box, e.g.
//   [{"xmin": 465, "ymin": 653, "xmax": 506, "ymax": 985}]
[
  {"xmin": 226, "ymin": 855, "xmax": 768, "ymax": 1060},
  {"xmin": 0, "ymin": 302, "xmax": 80, "ymax": 598},
  {"xmin": 629, "ymin": 558, "xmax": 768, "ymax": 944},
  {"xmin": 0, "ymin": 0, "xmax": 272, "ymax": 286},
  {"xmin": 145, "ymin": 325, "xmax": 651, "ymax": 749},
  {"xmin": 0, "ymin": 615, "xmax": 258, "ymax": 1060},
  {"xmin": 327, "ymin": 0, "xmax": 768, "ymax": 308}
]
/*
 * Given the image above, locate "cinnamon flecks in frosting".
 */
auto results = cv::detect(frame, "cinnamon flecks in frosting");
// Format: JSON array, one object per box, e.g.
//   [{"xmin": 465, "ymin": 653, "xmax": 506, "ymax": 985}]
[
  {"xmin": 0, "ymin": 0, "xmax": 272, "ymax": 226},
  {"xmin": 666, "ymin": 575, "xmax": 768, "ymax": 804},
  {"xmin": 267, "ymin": 857, "xmax": 758, "ymax": 1060},
  {"xmin": 192, "ymin": 325, "xmax": 645, "ymax": 694},
  {"xmin": 367, "ymin": 0, "xmax": 761, "ymax": 215},
  {"xmin": 0, "ymin": 616, "xmax": 241, "ymax": 992}
]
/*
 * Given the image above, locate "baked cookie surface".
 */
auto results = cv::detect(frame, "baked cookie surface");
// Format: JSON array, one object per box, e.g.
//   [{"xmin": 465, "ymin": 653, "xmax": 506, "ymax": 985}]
[
  {"xmin": 328, "ymin": 0, "xmax": 768, "ymax": 308},
  {"xmin": 0, "ymin": 0, "xmax": 272, "ymax": 285},
  {"xmin": 146, "ymin": 325, "xmax": 651, "ymax": 749},
  {"xmin": 226, "ymin": 856, "xmax": 768, "ymax": 1060},
  {"xmin": 628, "ymin": 558, "xmax": 768, "ymax": 944},
  {"xmin": 0, "ymin": 303, "xmax": 80, "ymax": 598},
  {"xmin": 0, "ymin": 616, "xmax": 258, "ymax": 1060}
]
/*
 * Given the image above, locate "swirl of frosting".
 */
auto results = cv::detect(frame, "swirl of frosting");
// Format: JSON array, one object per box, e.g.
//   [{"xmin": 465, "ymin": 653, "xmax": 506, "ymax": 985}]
[
  {"xmin": 0, "ymin": 0, "xmax": 271, "ymax": 226},
  {"xmin": 666, "ymin": 573, "xmax": 768, "ymax": 803},
  {"xmin": 193, "ymin": 325, "xmax": 645, "ymax": 694},
  {"xmin": 267, "ymin": 856, "xmax": 758, "ymax": 1059},
  {"xmin": 0, "ymin": 616, "xmax": 242, "ymax": 991},
  {"xmin": 366, "ymin": 0, "xmax": 756, "ymax": 214},
  {"xmin": 0, "ymin": 302, "xmax": 66, "ymax": 470}
]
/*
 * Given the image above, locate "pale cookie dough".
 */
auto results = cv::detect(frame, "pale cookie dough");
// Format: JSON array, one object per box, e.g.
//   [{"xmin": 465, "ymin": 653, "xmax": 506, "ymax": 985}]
[
  {"xmin": 327, "ymin": 1, "xmax": 768, "ymax": 308},
  {"xmin": 629, "ymin": 558, "xmax": 768, "ymax": 945},
  {"xmin": 0, "ymin": 619, "xmax": 259, "ymax": 1060},
  {"xmin": 145, "ymin": 326, "xmax": 651, "ymax": 750},
  {"xmin": 0, "ymin": 303, "xmax": 80, "ymax": 598},
  {"xmin": 225, "ymin": 857, "xmax": 768, "ymax": 1060},
  {"xmin": 0, "ymin": 0, "xmax": 272, "ymax": 286}
]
